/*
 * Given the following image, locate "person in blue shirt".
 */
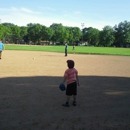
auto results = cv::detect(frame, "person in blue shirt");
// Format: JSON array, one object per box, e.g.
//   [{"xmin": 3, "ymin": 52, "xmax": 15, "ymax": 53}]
[
  {"xmin": 65, "ymin": 42, "xmax": 68, "ymax": 56},
  {"xmin": 0, "ymin": 39, "xmax": 4, "ymax": 59}
]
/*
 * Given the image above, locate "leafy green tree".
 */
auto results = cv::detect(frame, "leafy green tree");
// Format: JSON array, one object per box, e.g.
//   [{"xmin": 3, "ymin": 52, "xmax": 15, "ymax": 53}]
[
  {"xmin": 3, "ymin": 26, "xmax": 11, "ymax": 42},
  {"xmin": 83, "ymin": 27, "xmax": 100, "ymax": 46},
  {"xmin": 114, "ymin": 21, "xmax": 130, "ymax": 47},
  {"xmin": 0, "ymin": 24, "xmax": 6, "ymax": 39},
  {"xmin": 2, "ymin": 21, "xmax": 130, "ymax": 47},
  {"xmin": 50, "ymin": 24, "xmax": 82, "ymax": 44},
  {"xmin": 10, "ymin": 25, "xmax": 21, "ymax": 41},
  {"xmin": 50, "ymin": 23, "xmax": 67, "ymax": 43},
  {"xmin": 99, "ymin": 26, "xmax": 115, "ymax": 47},
  {"xmin": 27, "ymin": 23, "xmax": 42, "ymax": 44},
  {"xmin": 63, "ymin": 27, "xmax": 82, "ymax": 45},
  {"xmin": 2, "ymin": 23, "xmax": 20, "ymax": 39},
  {"xmin": 41, "ymin": 26, "xmax": 54, "ymax": 42},
  {"xmin": 20, "ymin": 26, "xmax": 28, "ymax": 39},
  {"xmin": 71, "ymin": 27, "xmax": 82, "ymax": 43},
  {"xmin": 61, "ymin": 26, "xmax": 70, "ymax": 43},
  {"xmin": 64, "ymin": 27, "xmax": 73, "ymax": 44},
  {"xmin": 1, "ymin": 23, "xmax": 14, "ymax": 42}
]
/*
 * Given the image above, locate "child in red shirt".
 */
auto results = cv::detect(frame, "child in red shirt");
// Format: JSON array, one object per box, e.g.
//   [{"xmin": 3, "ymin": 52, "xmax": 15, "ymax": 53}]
[{"xmin": 62, "ymin": 60, "xmax": 79, "ymax": 107}]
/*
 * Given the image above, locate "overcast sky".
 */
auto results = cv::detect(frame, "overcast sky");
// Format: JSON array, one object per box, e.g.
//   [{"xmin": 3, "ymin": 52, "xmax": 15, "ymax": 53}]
[{"xmin": 0, "ymin": 0, "xmax": 129, "ymax": 30}]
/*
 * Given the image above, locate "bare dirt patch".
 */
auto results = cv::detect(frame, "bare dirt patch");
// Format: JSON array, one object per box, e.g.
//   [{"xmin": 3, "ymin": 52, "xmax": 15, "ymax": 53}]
[{"xmin": 0, "ymin": 50, "xmax": 130, "ymax": 130}]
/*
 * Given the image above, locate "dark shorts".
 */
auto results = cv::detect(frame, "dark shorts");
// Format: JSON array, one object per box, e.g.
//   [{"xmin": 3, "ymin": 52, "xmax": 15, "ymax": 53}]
[{"xmin": 66, "ymin": 82, "xmax": 77, "ymax": 96}]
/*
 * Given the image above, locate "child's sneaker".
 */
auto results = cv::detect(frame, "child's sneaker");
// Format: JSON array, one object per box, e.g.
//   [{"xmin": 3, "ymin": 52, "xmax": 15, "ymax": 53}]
[
  {"xmin": 62, "ymin": 102, "xmax": 70, "ymax": 107},
  {"xmin": 73, "ymin": 101, "xmax": 77, "ymax": 106}
]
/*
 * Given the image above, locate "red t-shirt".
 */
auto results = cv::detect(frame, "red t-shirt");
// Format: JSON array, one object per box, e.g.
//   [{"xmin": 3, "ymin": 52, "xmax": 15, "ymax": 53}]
[{"xmin": 64, "ymin": 68, "xmax": 78, "ymax": 84}]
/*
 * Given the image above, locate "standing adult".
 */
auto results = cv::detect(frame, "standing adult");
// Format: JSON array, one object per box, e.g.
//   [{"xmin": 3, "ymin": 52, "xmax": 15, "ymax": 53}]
[
  {"xmin": 0, "ymin": 39, "xmax": 4, "ymax": 59},
  {"xmin": 65, "ymin": 42, "xmax": 68, "ymax": 56}
]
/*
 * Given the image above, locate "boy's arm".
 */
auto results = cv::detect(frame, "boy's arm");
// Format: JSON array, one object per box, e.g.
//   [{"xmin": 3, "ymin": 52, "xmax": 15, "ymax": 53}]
[
  {"xmin": 62, "ymin": 77, "xmax": 66, "ymax": 84},
  {"xmin": 76, "ymin": 75, "xmax": 80, "ymax": 86}
]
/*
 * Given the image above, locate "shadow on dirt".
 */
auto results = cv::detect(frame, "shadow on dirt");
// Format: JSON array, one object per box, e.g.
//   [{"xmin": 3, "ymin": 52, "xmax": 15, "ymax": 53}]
[{"xmin": 0, "ymin": 76, "xmax": 130, "ymax": 130}]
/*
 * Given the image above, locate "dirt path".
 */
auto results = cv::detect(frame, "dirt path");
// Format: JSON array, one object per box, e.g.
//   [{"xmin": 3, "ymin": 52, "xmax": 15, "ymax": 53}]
[{"xmin": 0, "ymin": 50, "xmax": 130, "ymax": 130}]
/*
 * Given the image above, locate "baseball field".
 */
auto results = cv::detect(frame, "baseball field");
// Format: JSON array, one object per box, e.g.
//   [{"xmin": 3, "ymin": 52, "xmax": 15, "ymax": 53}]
[{"xmin": 0, "ymin": 50, "xmax": 130, "ymax": 130}]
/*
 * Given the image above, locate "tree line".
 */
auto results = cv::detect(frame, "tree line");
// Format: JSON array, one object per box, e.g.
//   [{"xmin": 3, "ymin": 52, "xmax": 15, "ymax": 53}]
[{"xmin": 0, "ymin": 20, "xmax": 130, "ymax": 47}]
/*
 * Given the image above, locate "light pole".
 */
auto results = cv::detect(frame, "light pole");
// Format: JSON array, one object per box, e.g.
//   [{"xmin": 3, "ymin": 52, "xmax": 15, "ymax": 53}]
[{"xmin": 81, "ymin": 23, "xmax": 84, "ymax": 44}]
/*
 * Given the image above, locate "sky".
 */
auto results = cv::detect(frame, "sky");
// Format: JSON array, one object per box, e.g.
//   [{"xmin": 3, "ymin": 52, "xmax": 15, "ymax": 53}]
[{"xmin": 0, "ymin": 0, "xmax": 130, "ymax": 30}]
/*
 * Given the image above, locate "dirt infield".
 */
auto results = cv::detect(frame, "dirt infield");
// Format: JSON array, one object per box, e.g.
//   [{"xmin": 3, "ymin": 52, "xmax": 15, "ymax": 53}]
[{"xmin": 0, "ymin": 50, "xmax": 130, "ymax": 130}]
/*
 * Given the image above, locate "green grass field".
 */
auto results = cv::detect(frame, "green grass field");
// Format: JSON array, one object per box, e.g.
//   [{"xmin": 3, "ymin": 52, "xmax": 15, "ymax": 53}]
[{"xmin": 5, "ymin": 44, "xmax": 130, "ymax": 56}]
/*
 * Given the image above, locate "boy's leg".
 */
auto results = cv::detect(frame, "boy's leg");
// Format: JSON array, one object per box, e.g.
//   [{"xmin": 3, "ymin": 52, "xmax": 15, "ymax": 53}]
[
  {"xmin": 72, "ymin": 82, "xmax": 77, "ymax": 106},
  {"xmin": 62, "ymin": 96, "xmax": 70, "ymax": 107},
  {"xmin": 73, "ymin": 95, "xmax": 76, "ymax": 102},
  {"xmin": 62, "ymin": 84, "xmax": 71, "ymax": 107},
  {"xmin": 67, "ymin": 96, "xmax": 70, "ymax": 102},
  {"xmin": 73, "ymin": 95, "xmax": 77, "ymax": 106}
]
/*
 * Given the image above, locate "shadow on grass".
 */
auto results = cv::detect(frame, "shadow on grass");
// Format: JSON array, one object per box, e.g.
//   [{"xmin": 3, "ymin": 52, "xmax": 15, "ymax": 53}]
[{"xmin": 0, "ymin": 76, "xmax": 130, "ymax": 130}]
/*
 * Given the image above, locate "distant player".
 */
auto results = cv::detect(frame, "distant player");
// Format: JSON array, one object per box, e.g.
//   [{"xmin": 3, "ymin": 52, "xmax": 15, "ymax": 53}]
[
  {"xmin": 0, "ymin": 39, "xmax": 4, "ymax": 59},
  {"xmin": 64, "ymin": 42, "xmax": 68, "ymax": 56},
  {"xmin": 72, "ymin": 45, "xmax": 75, "ymax": 50}
]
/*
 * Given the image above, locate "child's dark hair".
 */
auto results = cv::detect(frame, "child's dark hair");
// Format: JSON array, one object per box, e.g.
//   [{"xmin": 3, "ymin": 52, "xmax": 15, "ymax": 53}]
[{"xmin": 67, "ymin": 60, "xmax": 75, "ymax": 68}]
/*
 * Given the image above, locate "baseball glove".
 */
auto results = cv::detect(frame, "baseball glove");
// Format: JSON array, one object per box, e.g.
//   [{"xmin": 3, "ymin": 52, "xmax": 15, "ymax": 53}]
[{"xmin": 59, "ymin": 83, "xmax": 66, "ymax": 91}]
